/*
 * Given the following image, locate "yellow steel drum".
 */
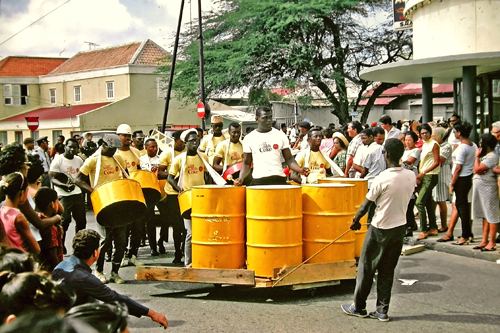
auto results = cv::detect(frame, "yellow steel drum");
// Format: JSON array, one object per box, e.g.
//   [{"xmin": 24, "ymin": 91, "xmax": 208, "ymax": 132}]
[
  {"xmin": 91, "ymin": 179, "xmax": 146, "ymax": 227},
  {"xmin": 301, "ymin": 183, "xmax": 355, "ymax": 263},
  {"xmin": 191, "ymin": 185, "xmax": 246, "ymax": 269},
  {"xmin": 129, "ymin": 170, "xmax": 161, "ymax": 206},
  {"xmin": 246, "ymin": 185, "xmax": 302, "ymax": 278},
  {"xmin": 178, "ymin": 190, "xmax": 192, "ymax": 219},
  {"xmin": 319, "ymin": 177, "xmax": 368, "ymax": 257}
]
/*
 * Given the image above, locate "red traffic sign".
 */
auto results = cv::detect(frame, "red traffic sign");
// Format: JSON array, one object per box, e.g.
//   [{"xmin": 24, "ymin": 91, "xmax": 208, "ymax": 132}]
[
  {"xmin": 25, "ymin": 116, "xmax": 39, "ymax": 132},
  {"xmin": 197, "ymin": 101, "xmax": 205, "ymax": 119}
]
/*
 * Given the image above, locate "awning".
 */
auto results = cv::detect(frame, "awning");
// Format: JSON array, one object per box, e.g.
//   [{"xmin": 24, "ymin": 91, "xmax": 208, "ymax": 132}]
[
  {"xmin": 1, "ymin": 102, "xmax": 110, "ymax": 122},
  {"xmin": 358, "ymin": 97, "xmax": 397, "ymax": 106}
]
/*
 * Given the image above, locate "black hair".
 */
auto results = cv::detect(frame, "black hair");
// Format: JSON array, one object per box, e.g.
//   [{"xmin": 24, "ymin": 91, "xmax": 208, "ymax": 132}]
[
  {"xmin": 280, "ymin": 123, "xmax": 287, "ymax": 129},
  {"xmin": 0, "ymin": 144, "xmax": 26, "ymax": 176},
  {"xmin": 195, "ymin": 128, "xmax": 203, "ymax": 134},
  {"xmin": 348, "ymin": 121, "xmax": 363, "ymax": 134},
  {"xmin": 144, "ymin": 138, "xmax": 156, "ymax": 146},
  {"xmin": 372, "ymin": 127, "xmax": 385, "ymax": 137},
  {"xmin": 479, "ymin": 133, "xmax": 497, "ymax": 158},
  {"xmin": 308, "ymin": 127, "xmax": 323, "ymax": 137},
  {"xmin": 404, "ymin": 131, "xmax": 419, "ymax": 143},
  {"xmin": 454, "ymin": 121, "xmax": 473, "ymax": 138},
  {"xmin": 34, "ymin": 187, "xmax": 58, "ymax": 213},
  {"xmin": 379, "ymin": 115, "xmax": 392, "ymax": 125},
  {"xmin": 450, "ymin": 113, "xmax": 461, "ymax": 121},
  {"xmin": 323, "ymin": 128, "xmax": 333, "ymax": 139},
  {"xmin": 298, "ymin": 121, "xmax": 311, "ymax": 130},
  {"xmin": 0, "ymin": 310, "xmax": 89, "ymax": 333},
  {"xmin": 228, "ymin": 122, "xmax": 241, "ymax": 130},
  {"xmin": 384, "ymin": 138, "xmax": 405, "ymax": 163},
  {"xmin": 360, "ymin": 128, "xmax": 373, "ymax": 137},
  {"xmin": 65, "ymin": 138, "xmax": 78, "ymax": 146},
  {"xmin": 72, "ymin": 229, "xmax": 101, "ymax": 260},
  {"xmin": 132, "ymin": 130, "xmax": 144, "ymax": 138},
  {"xmin": 172, "ymin": 130, "xmax": 183, "ymax": 140},
  {"xmin": 0, "ymin": 271, "xmax": 75, "ymax": 322},
  {"xmin": 419, "ymin": 123, "xmax": 433, "ymax": 135},
  {"xmin": 65, "ymin": 302, "xmax": 128, "ymax": 333},
  {"xmin": 0, "ymin": 172, "xmax": 27, "ymax": 202},
  {"xmin": 0, "ymin": 246, "xmax": 37, "ymax": 273},
  {"xmin": 255, "ymin": 106, "xmax": 272, "ymax": 117},
  {"xmin": 26, "ymin": 154, "xmax": 44, "ymax": 184}
]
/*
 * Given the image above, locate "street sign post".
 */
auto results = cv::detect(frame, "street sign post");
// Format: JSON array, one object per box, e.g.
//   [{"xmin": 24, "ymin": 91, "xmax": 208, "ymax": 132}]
[
  {"xmin": 25, "ymin": 116, "xmax": 39, "ymax": 131},
  {"xmin": 197, "ymin": 101, "xmax": 205, "ymax": 119}
]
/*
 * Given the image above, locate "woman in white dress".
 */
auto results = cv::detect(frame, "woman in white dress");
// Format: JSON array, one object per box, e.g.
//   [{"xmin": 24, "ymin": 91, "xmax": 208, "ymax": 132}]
[{"xmin": 432, "ymin": 127, "xmax": 452, "ymax": 232}]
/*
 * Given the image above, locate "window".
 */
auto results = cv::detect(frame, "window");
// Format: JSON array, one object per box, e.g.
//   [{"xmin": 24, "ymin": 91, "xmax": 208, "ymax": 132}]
[
  {"xmin": 14, "ymin": 131, "xmax": 23, "ymax": 144},
  {"xmin": 74, "ymin": 86, "xmax": 81, "ymax": 102},
  {"xmin": 0, "ymin": 131, "xmax": 7, "ymax": 146},
  {"xmin": 52, "ymin": 130, "xmax": 62, "ymax": 144},
  {"xmin": 156, "ymin": 77, "xmax": 168, "ymax": 99},
  {"xmin": 106, "ymin": 81, "xmax": 114, "ymax": 99},
  {"xmin": 3, "ymin": 84, "xmax": 28, "ymax": 105},
  {"xmin": 49, "ymin": 88, "xmax": 56, "ymax": 104}
]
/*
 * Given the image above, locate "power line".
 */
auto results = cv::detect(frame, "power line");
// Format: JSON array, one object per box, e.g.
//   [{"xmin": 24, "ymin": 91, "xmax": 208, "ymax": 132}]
[{"xmin": 0, "ymin": 0, "xmax": 72, "ymax": 47}]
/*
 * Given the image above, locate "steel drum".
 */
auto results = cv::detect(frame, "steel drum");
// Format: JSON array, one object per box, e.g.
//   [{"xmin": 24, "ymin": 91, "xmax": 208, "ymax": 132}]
[
  {"xmin": 191, "ymin": 185, "xmax": 246, "ymax": 269},
  {"xmin": 129, "ymin": 170, "xmax": 161, "ymax": 207},
  {"xmin": 319, "ymin": 177, "xmax": 368, "ymax": 257},
  {"xmin": 246, "ymin": 185, "xmax": 302, "ymax": 278},
  {"xmin": 91, "ymin": 179, "xmax": 146, "ymax": 227},
  {"xmin": 301, "ymin": 183, "xmax": 355, "ymax": 263},
  {"xmin": 178, "ymin": 190, "xmax": 192, "ymax": 219}
]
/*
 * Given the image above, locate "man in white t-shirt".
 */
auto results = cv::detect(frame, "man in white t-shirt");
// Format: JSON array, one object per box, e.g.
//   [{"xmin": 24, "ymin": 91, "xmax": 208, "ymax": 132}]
[
  {"xmin": 49, "ymin": 138, "xmax": 86, "ymax": 252},
  {"xmin": 379, "ymin": 115, "xmax": 401, "ymax": 141},
  {"xmin": 342, "ymin": 138, "xmax": 416, "ymax": 322},
  {"xmin": 235, "ymin": 106, "xmax": 308, "ymax": 186}
]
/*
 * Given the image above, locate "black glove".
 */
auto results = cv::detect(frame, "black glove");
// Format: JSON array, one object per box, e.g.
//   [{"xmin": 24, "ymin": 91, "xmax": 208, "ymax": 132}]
[{"xmin": 350, "ymin": 218, "xmax": 361, "ymax": 231}]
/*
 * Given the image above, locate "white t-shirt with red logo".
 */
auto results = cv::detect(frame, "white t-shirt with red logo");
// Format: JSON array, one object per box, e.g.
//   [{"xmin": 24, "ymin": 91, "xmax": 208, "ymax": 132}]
[
  {"xmin": 49, "ymin": 154, "xmax": 84, "ymax": 197},
  {"xmin": 242, "ymin": 128, "xmax": 290, "ymax": 179}
]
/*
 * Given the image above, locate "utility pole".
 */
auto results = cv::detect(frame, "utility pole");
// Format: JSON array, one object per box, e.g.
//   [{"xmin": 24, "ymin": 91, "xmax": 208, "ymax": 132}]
[{"xmin": 197, "ymin": 0, "xmax": 207, "ymax": 130}]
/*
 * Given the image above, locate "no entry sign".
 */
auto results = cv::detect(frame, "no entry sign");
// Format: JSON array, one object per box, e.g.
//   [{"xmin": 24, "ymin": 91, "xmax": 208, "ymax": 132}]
[{"xmin": 25, "ymin": 116, "xmax": 39, "ymax": 131}]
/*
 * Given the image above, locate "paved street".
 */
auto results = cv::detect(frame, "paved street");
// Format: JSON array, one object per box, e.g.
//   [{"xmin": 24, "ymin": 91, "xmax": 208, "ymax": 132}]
[{"xmin": 63, "ymin": 212, "xmax": 500, "ymax": 333}]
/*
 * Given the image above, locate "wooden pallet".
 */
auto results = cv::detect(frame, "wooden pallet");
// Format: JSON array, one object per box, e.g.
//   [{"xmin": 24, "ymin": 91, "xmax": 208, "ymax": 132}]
[{"xmin": 135, "ymin": 260, "xmax": 357, "ymax": 289}]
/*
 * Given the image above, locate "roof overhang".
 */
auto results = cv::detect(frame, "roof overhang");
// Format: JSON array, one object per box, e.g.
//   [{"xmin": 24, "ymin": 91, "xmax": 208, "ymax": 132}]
[{"xmin": 360, "ymin": 51, "xmax": 500, "ymax": 84}]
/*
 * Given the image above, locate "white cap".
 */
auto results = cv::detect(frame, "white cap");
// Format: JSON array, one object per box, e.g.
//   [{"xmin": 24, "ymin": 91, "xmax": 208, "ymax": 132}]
[
  {"xmin": 116, "ymin": 124, "xmax": 132, "ymax": 135},
  {"xmin": 180, "ymin": 129, "xmax": 198, "ymax": 142}
]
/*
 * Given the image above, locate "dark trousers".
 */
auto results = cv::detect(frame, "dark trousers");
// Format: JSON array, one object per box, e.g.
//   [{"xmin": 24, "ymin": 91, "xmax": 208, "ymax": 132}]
[
  {"xmin": 127, "ymin": 217, "xmax": 145, "ymax": 258},
  {"xmin": 145, "ymin": 204, "xmax": 158, "ymax": 252},
  {"xmin": 250, "ymin": 175, "xmax": 287, "ymax": 186},
  {"xmin": 157, "ymin": 195, "xmax": 185, "ymax": 259},
  {"xmin": 96, "ymin": 225, "xmax": 127, "ymax": 274},
  {"xmin": 60, "ymin": 194, "xmax": 87, "ymax": 246},
  {"xmin": 454, "ymin": 175, "xmax": 473, "ymax": 238},
  {"xmin": 416, "ymin": 174, "xmax": 438, "ymax": 232},
  {"xmin": 354, "ymin": 224, "xmax": 406, "ymax": 314},
  {"xmin": 405, "ymin": 197, "xmax": 417, "ymax": 230}
]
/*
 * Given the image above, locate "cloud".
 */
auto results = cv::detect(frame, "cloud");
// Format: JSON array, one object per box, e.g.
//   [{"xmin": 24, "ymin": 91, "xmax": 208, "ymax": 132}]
[{"xmin": 0, "ymin": 0, "xmax": 216, "ymax": 58}]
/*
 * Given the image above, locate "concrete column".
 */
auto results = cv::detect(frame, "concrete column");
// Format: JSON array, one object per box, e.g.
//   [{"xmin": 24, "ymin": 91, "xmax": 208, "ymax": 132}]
[
  {"xmin": 421, "ymin": 77, "xmax": 433, "ymax": 123},
  {"xmin": 453, "ymin": 79, "xmax": 460, "ymax": 114},
  {"xmin": 462, "ymin": 66, "xmax": 477, "ymax": 141}
]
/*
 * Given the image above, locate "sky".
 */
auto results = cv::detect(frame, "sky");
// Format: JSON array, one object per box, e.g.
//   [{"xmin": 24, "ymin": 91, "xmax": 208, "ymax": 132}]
[{"xmin": 0, "ymin": 0, "xmax": 217, "ymax": 58}]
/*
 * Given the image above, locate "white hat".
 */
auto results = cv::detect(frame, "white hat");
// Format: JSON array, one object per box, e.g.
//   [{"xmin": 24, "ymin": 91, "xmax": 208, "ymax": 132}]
[
  {"xmin": 180, "ymin": 129, "xmax": 198, "ymax": 142},
  {"xmin": 116, "ymin": 124, "xmax": 132, "ymax": 135}
]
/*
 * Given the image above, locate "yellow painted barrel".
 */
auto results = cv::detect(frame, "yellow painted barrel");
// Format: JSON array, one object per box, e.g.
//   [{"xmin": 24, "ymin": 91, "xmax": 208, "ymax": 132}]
[
  {"xmin": 301, "ymin": 184, "xmax": 356, "ymax": 263},
  {"xmin": 246, "ymin": 185, "xmax": 302, "ymax": 278},
  {"xmin": 319, "ymin": 178, "xmax": 368, "ymax": 257},
  {"xmin": 191, "ymin": 185, "xmax": 246, "ymax": 269}
]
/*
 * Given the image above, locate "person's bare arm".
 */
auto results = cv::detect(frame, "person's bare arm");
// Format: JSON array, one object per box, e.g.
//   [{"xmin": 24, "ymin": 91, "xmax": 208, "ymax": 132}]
[
  {"xmin": 234, "ymin": 153, "xmax": 252, "ymax": 186},
  {"xmin": 15, "ymin": 214, "xmax": 40, "ymax": 254},
  {"xmin": 147, "ymin": 309, "xmax": 168, "ymax": 329},
  {"xmin": 167, "ymin": 174, "xmax": 182, "ymax": 193},
  {"xmin": 212, "ymin": 156, "xmax": 224, "ymax": 173},
  {"xmin": 74, "ymin": 172, "xmax": 93, "ymax": 193},
  {"xmin": 283, "ymin": 148, "xmax": 308, "ymax": 176}
]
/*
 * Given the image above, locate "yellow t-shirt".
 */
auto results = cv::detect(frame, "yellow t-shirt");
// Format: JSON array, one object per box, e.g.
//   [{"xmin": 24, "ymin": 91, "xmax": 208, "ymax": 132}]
[
  {"xmin": 159, "ymin": 149, "xmax": 183, "ymax": 195},
  {"xmin": 114, "ymin": 147, "xmax": 141, "ymax": 172},
  {"xmin": 214, "ymin": 140, "xmax": 243, "ymax": 168},
  {"xmin": 295, "ymin": 150, "xmax": 330, "ymax": 184},
  {"xmin": 169, "ymin": 152, "xmax": 208, "ymax": 191},
  {"xmin": 80, "ymin": 154, "xmax": 127, "ymax": 187},
  {"xmin": 138, "ymin": 148, "xmax": 147, "ymax": 157},
  {"xmin": 419, "ymin": 139, "xmax": 440, "ymax": 175},
  {"xmin": 199, "ymin": 134, "xmax": 226, "ymax": 164}
]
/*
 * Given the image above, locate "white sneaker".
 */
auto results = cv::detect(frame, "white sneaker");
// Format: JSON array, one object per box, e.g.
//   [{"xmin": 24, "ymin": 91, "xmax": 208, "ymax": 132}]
[
  {"xmin": 120, "ymin": 257, "xmax": 130, "ymax": 267},
  {"xmin": 109, "ymin": 272, "xmax": 125, "ymax": 284},
  {"xmin": 129, "ymin": 255, "xmax": 144, "ymax": 266},
  {"xmin": 95, "ymin": 271, "xmax": 108, "ymax": 284}
]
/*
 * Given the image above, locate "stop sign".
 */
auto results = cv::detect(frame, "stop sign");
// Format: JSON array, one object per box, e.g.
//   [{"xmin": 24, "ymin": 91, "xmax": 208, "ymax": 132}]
[
  {"xmin": 25, "ymin": 116, "xmax": 39, "ymax": 131},
  {"xmin": 197, "ymin": 101, "xmax": 205, "ymax": 119}
]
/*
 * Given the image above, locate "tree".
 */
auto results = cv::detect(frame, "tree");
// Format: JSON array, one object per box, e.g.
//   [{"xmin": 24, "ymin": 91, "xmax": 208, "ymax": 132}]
[{"xmin": 167, "ymin": 0, "xmax": 412, "ymax": 125}]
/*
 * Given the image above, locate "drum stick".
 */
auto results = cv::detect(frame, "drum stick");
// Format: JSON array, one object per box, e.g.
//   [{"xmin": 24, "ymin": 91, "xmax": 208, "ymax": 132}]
[{"xmin": 271, "ymin": 224, "xmax": 368, "ymax": 287}]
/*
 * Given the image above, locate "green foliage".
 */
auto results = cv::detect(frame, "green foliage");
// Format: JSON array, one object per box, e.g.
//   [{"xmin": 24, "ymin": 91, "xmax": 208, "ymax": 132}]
[{"xmin": 167, "ymin": 0, "xmax": 411, "ymax": 124}]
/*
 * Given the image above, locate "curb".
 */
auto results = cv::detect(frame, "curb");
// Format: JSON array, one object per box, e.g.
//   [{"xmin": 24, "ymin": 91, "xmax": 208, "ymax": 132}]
[{"xmin": 417, "ymin": 239, "xmax": 500, "ymax": 263}]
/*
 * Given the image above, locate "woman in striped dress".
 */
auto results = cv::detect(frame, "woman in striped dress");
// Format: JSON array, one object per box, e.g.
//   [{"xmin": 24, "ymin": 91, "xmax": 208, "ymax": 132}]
[
  {"xmin": 432, "ymin": 127, "xmax": 452, "ymax": 232},
  {"xmin": 472, "ymin": 133, "xmax": 499, "ymax": 251}
]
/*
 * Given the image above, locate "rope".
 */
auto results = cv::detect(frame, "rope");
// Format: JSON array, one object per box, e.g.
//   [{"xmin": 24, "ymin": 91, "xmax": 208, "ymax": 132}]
[{"xmin": 271, "ymin": 224, "xmax": 368, "ymax": 287}]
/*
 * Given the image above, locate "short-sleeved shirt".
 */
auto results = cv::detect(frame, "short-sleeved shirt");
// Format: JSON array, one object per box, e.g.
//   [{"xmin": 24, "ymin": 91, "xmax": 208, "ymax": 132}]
[
  {"xmin": 114, "ymin": 147, "xmax": 141, "ymax": 172},
  {"xmin": 452, "ymin": 142, "xmax": 477, "ymax": 177},
  {"xmin": 139, "ymin": 154, "xmax": 160, "ymax": 171},
  {"xmin": 80, "ymin": 154, "xmax": 126, "ymax": 187},
  {"xmin": 419, "ymin": 139, "xmax": 440, "ymax": 175},
  {"xmin": 362, "ymin": 143, "xmax": 386, "ymax": 188},
  {"xmin": 295, "ymin": 149, "xmax": 330, "ymax": 183},
  {"xmin": 366, "ymin": 167, "xmax": 416, "ymax": 229},
  {"xmin": 214, "ymin": 140, "xmax": 243, "ymax": 168},
  {"xmin": 33, "ymin": 147, "xmax": 51, "ymax": 172},
  {"xmin": 50, "ymin": 154, "xmax": 84, "ymax": 197},
  {"xmin": 242, "ymin": 128, "xmax": 290, "ymax": 179},
  {"xmin": 346, "ymin": 134, "xmax": 362, "ymax": 157},
  {"xmin": 199, "ymin": 134, "xmax": 226, "ymax": 164},
  {"xmin": 473, "ymin": 151, "xmax": 499, "ymax": 185},
  {"xmin": 159, "ymin": 149, "xmax": 183, "ymax": 195},
  {"xmin": 385, "ymin": 126, "xmax": 401, "ymax": 140},
  {"xmin": 169, "ymin": 152, "xmax": 208, "ymax": 191},
  {"xmin": 402, "ymin": 148, "xmax": 421, "ymax": 175}
]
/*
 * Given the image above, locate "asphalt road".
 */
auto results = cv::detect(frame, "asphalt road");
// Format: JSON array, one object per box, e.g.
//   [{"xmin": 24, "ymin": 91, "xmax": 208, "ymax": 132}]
[{"xmin": 64, "ymin": 213, "xmax": 500, "ymax": 333}]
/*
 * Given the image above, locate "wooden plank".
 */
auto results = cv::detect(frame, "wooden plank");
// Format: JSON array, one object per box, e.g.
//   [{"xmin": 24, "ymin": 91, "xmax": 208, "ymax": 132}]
[
  {"xmin": 290, "ymin": 280, "xmax": 340, "ymax": 290},
  {"xmin": 401, "ymin": 244, "xmax": 426, "ymax": 256},
  {"xmin": 135, "ymin": 266, "xmax": 256, "ymax": 286},
  {"xmin": 271, "ymin": 260, "xmax": 357, "ymax": 287}
]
